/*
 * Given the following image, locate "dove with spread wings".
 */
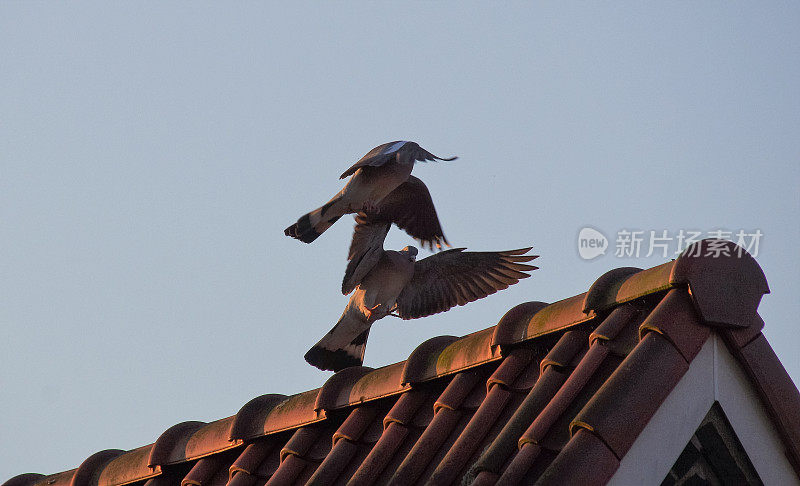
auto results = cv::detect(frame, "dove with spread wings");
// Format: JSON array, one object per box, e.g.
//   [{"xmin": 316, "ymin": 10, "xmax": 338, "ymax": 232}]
[
  {"xmin": 304, "ymin": 211, "xmax": 538, "ymax": 371},
  {"xmin": 284, "ymin": 141, "xmax": 455, "ymax": 245}
]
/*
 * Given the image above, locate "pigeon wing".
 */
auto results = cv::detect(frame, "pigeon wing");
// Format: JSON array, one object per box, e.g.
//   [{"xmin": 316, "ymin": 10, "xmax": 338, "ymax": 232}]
[
  {"xmin": 395, "ymin": 248, "xmax": 538, "ymax": 320},
  {"xmin": 376, "ymin": 175, "xmax": 449, "ymax": 250},
  {"xmin": 339, "ymin": 141, "xmax": 457, "ymax": 179},
  {"xmin": 342, "ymin": 213, "xmax": 390, "ymax": 295}
]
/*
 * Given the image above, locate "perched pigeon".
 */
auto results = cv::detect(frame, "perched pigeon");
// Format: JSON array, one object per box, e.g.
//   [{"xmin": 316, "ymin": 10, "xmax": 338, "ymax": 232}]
[
  {"xmin": 284, "ymin": 141, "xmax": 456, "ymax": 244},
  {"xmin": 304, "ymin": 246, "xmax": 538, "ymax": 372}
]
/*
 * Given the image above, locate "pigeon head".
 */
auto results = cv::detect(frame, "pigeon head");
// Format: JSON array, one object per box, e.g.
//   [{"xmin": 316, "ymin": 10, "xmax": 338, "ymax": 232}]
[{"xmin": 401, "ymin": 246, "xmax": 418, "ymax": 262}]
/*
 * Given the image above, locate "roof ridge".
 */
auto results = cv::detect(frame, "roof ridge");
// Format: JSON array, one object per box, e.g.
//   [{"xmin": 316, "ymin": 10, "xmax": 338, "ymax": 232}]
[{"xmin": 6, "ymin": 239, "xmax": 774, "ymax": 486}]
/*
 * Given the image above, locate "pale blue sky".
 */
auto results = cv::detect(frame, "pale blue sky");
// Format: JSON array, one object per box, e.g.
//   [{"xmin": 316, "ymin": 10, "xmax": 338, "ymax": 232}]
[{"xmin": 2, "ymin": 2, "xmax": 798, "ymax": 478}]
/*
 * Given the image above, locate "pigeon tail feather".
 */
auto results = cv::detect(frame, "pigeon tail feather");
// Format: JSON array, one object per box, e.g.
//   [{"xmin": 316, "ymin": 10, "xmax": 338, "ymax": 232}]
[
  {"xmin": 284, "ymin": 197, "xmax": 345, "ymax": 243},
  {"xmin": 304, "ymin": 313, "xmax": 370, "ymax": 372}
]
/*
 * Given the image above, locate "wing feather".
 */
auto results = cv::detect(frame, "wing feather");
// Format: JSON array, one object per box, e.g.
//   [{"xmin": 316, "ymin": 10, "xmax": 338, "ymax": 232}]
[
  {"xmin": 370, "ymin": 175, "xmax": 449, "ymax": 249},
  {"xmin": 341, "ymin": 213, "xmax": 390, "ymax": 295},
  {"xmin": 339, "ymin": 141, "xmax": 457, "ymax": 179},
  {"xmin": 395, "ymin": 248, "xmax": 539, "ymax": 319}
]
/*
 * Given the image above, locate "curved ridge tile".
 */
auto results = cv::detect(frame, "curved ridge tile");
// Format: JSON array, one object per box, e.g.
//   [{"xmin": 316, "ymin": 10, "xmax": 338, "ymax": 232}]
[
  {"xmin": 492, "ymin": 301, "xmax": 550, "ymax": 348},
  {"xmin": 71, "ymin": 449, "xmax": 124, "ymax": 486},
  {"xmin": 582, "ymin": 267, "xmax": 643, "ymax": 313},
  {"xmin": 496, "ymin": 294, "xmax": 594, "ymax": 348},
  {"xmin": 230, "ymin": 394, "xmax": 288, "ymax": 441},
  {"xmin": 181, "ymin": 416, "xmax": 241, "ymax": 462},
  {"xmin": 527, "ymin": 294, "xmax": 593, "ymax": 339},
  {"xmin": 345, "ymin": 362, "xmax": 408, "ymax": 406},
  {"xmin": 402, "ymin": 329, "xmax": 498, "ymax": 385},
  {"xmin": 97, "ymin": 445, "xmax": 158, "ymax": 486},
  {"xmin": 315, "ymin": 366, "xmax": 374, "ymax": 412},
  {"xmin": 401, "ymin": 335, "xmax": 459, "ymax": 385},
  {"xmin": 672, "ymin": 238, "xmax": 769, "ymax": 328},
  {"xmin": 2, "ymin": 474, "xmax": 45, "ymax": 486},
  {"xmin": 261, "ymin": 388, "xmax": 325, "ymax": 435},
  {"xmin": 611, "ymin": 261, "xmax": 675, "ymax": 306},
  {"xmin": 436, "ymin": 327, "xmax": 499, "ymax": 377},
  {"xmin": 28, "ymin": 470, "xmax": 75, "ymax": 486},
  {"xmin": 148, "ymin": 421, "xmax": 206, "ymax": 467}
]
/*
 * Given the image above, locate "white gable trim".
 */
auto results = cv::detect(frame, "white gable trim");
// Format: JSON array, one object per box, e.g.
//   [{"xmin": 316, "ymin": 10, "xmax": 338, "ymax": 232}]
[{"xmin": 608, "ymin": 333, "xmax": 799, "ymax": 485}]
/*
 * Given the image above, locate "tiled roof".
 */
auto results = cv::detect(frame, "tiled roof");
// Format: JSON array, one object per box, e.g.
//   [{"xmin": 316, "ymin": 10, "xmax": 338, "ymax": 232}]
[{"xmin": 6, "ymin": 239, "xmax": 800, "ymax": 486}]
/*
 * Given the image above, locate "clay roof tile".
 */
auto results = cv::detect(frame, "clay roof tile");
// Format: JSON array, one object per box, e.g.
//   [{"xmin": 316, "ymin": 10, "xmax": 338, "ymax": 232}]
[{"xmin": 11, "ymin": 242, "xmax": 798, "ymax": 486}]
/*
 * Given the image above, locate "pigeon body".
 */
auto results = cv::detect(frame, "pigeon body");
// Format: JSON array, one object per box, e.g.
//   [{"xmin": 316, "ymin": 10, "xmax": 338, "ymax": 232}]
[
  {"xmin": 305, "ymin": 246, "xmax": 538, "ymax": 372},
  {"xmin": 285, "ymin": 141, "xmax": 455, "ymax": 244},
  {"xmin": 341, "ymin": 177, "xmax": 448, "ymax": 295},
  {"xmin": 304, "ymin": 247, "xmax": 417, "ymax": 371}
]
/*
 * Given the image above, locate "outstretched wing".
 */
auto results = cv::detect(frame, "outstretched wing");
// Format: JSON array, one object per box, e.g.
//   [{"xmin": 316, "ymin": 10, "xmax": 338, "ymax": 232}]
[
  {"xmin": 339, "ymin": 141, "xmax": 457, "ymax": 179},
  {"xmin": 342, "ymin": 213, "xmax": 390, "ymax": 295},
  {"xmin": 395, "ymin": 248, "xmax": 538, "ymax": 320},
  {"xmin": 376, "ymin": 175, "xmax": 448, "ymax": 250}
]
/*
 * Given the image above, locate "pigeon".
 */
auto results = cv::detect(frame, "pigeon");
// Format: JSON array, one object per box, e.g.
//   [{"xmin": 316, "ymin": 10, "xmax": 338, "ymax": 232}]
[
  {"xmin": 304, "ymin": 245, "xmax": 538, "ymax": 372},
  {"xmin": 284, "ymin": 141, "xmax": 456, "ymax": 244},
  {"xmin": 341, "ymin": 177, "xmax": 448, "ymax": 295}
]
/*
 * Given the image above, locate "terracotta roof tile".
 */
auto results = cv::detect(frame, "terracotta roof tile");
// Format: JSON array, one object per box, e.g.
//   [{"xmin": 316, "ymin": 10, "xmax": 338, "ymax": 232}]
[
  {"xmin": 495, "ymin": 441, "xmax": 542, "ymax": 485},
  {"xmin": 571, "ymin": 331, "xmax": 689, "ymax": 458},
  {"xmin": 429, "ymin": 380, "xmax": 515, "ymax": 484},
  {"xmin": 670, "ymin": 239, "xmax": 769, "ymax": 328},
  {"xmin": 603, "ymin": 261, "xmax": 674, "ymax": 307},
  {"xmin": 491, "ymin": 302, "xmax": 550, "ymax": 349},
  {"xmin": 582, "ymin": 266, "xmax": 643, "ymax": 313},
  {"xmin": 348, "ymin": 420, "xmax": 408, "ymax": 486},
  {"xmin": 1, "ymin": 476, "xmax": 44, "ymax": 486},
  {"xmin": 229, "ymin": 441, "xmax": 273, "ymax": 479},
  {"xmin": 639, "ymin": 288, "xmax": 710, "ymax": 363},
  {"xmin": 183, "ymin": 417, "xmax": 241, "ymax": 462},
  {"xmin": 143, "ymin": 475, "xmax": 180, "ymax": 486},
  {"xmin": 9, "ymin": 240, "xmax": 797, "ymax": 486},
  {"xmin": 230, "ymin": 395, "xmax": 289, "ymax": 442},
  {"xmin": 522, "ymin": 342, "xmax": 610, "ymax": 447},
  {"xmin": 316, "ymin": 367, "xmax": 376, "ymax": 412},
  {"xmin": 305, "ymin": 436, "xmax": 359, "ymax": 485},
  {"xmin": 535, "ymin": 428, "xmax": 618, "ymax": 486},
  {"xmin": 389, "ymin": 372, "xmax": 484, "ymax": 485},
  {"xmin": 264, "ymin": 453, "xmax": 307, "ymax": 486},
  {"xmin": 735, "ymin": 333, "xmax": 800, "ymax": 472},
  {"xmin": 149, "ymin": 421, "xmax": 206, "ymax": 467},
  {"xmin": 469, "ymin": 363, "xmax": 567, "ymax": 477},
  {"xmin": 400, "ymin": 336, "xmax": 459, "ymax": 384},
  {"xmin": 182, "ymin": 456, "xmax": 225, "ymax": 486},
  {"xmin": 98, "ymin": 445, "xmax": 157, "ymax": 486},
  {"xmin": 60, "ymin": 450, "xmax": 124, "ymax": 486}
]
